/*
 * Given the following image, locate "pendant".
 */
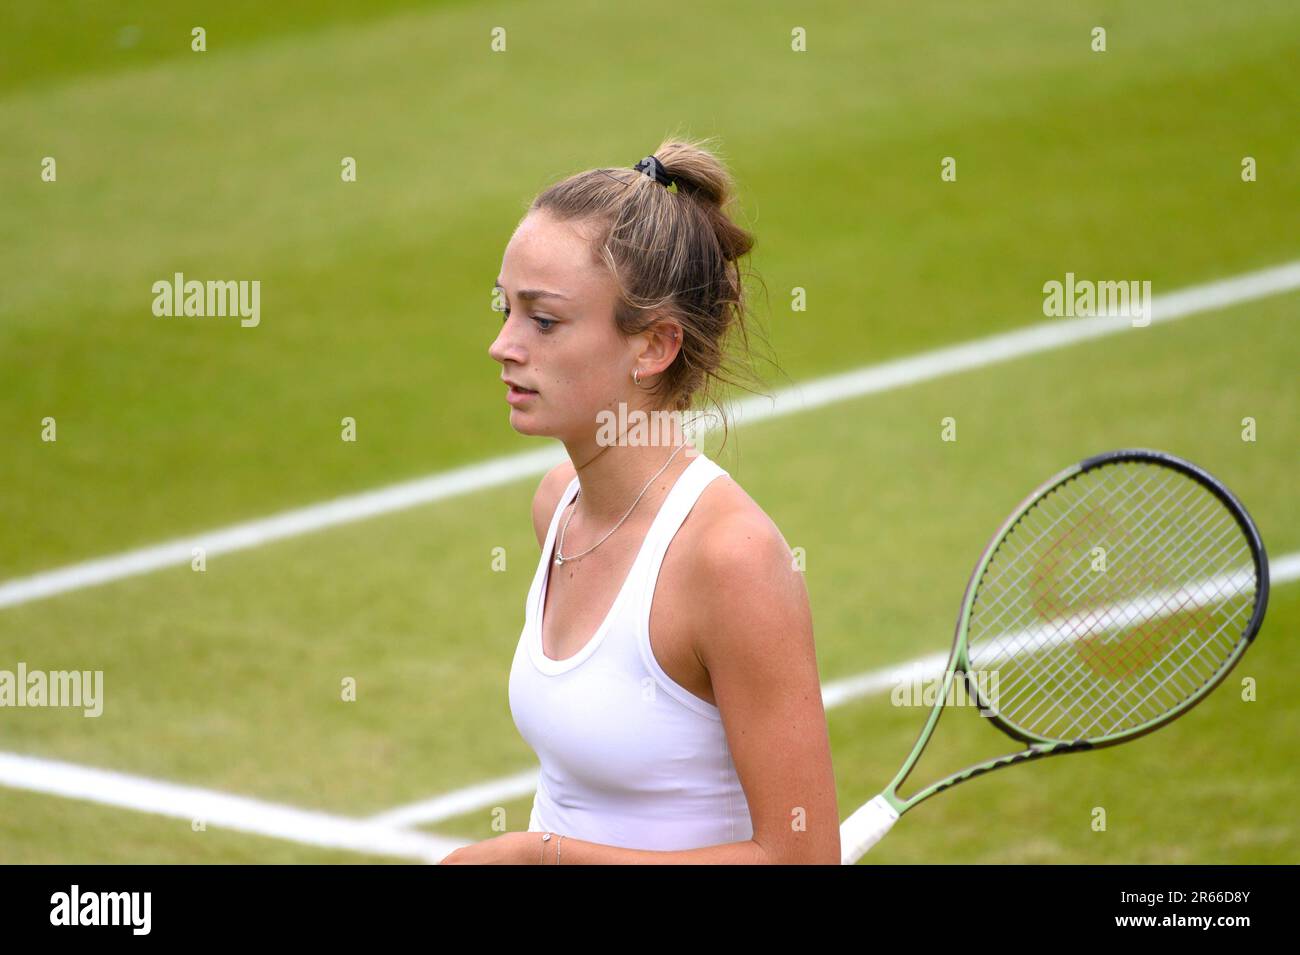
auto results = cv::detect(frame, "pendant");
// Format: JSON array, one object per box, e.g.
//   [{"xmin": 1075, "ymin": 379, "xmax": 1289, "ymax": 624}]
[{"xmin": 554, "ymin": 556, "xmax": 564, "ymax": 565}]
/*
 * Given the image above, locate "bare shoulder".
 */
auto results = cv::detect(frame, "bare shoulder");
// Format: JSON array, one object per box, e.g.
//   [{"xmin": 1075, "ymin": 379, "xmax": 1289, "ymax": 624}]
[
  {"xmin": 689, "ymin": 475, "xmax": 794, "ymax": 574},
  {"xmin": 531, "ymin": 459, "xmax": 577, "ymax": 548},
  {"xmin": 682, "ymin": 475, "xmax": 808, "ymax": 628}
]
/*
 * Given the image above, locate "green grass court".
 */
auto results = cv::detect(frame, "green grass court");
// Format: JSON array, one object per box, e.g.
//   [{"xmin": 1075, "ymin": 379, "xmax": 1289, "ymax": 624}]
[{"xmin": 1, "ymin": 1, "xmax": 1296, "ymax": 862}]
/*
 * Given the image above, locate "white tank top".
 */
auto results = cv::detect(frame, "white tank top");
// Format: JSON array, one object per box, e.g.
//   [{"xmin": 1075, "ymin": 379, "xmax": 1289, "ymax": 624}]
[{"xmin": 508, "ymin": 450, "xmax": 754, "ymax": 851}]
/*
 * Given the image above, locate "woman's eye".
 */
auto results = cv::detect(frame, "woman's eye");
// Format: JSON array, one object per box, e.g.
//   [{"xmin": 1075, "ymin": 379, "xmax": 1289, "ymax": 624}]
[{"xmin": 496, "ymin": 304, "xmax": 554, "ymax": 333}]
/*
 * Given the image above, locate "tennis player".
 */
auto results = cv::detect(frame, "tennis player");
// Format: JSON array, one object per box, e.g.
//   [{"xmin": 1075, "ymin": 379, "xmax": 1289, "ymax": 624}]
[{"xmin": 441, "ymin": 138, "xmax": 838, "ymax": 864}]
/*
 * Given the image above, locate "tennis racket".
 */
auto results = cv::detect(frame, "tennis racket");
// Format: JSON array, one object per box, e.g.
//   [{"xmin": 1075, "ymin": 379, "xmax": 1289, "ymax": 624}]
[{"xmin": 840, "ymin": 448, "xmax": 1269, "ymax": 864}]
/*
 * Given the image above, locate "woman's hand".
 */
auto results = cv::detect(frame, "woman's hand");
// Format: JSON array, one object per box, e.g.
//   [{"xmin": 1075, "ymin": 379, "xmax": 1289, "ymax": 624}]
[{"xmin": 438, "ymin": 831, "xmax": 537, "ymax": 865}]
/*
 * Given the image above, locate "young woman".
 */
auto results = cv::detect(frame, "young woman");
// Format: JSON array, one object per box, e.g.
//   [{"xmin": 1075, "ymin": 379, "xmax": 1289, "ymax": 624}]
[{"xmin": 442, "ymin": 139, "xmax": 839, "ymax": 864}]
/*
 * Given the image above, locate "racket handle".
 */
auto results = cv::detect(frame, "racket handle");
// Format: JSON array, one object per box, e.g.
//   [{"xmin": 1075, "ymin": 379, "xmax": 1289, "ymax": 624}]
[{"xmin": 840, "ymin": 794, "xmax": 900, "ymax": 864}]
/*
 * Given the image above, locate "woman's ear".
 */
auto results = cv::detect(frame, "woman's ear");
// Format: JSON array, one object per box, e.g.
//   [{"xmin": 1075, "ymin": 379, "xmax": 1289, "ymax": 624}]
[{"xmin": 639, "ymin": 317, "xmax": 683, "ymax": 374}]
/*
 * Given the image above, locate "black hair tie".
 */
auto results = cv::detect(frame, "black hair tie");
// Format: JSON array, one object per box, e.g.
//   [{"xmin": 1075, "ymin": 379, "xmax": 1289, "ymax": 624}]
[{"xmin": 633, "ymin": 155, "xmax": 675, "ymax": 189}]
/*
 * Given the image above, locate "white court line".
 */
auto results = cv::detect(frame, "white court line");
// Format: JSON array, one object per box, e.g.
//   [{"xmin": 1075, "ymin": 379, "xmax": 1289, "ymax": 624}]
[
  {"xmin": 368, "ymin": 551, "xmax": 1300, "ymax": 828},
  {"xmin": 0, "ymin": 751, "xmax": 469, "ymax": 863},
  {"xmin": 3, "ymin": 259, "xmax": 1298, "ymax": 611},
  {"xmin": 368, "ymin": 768, "xmax": 545, "ymax": 829}
]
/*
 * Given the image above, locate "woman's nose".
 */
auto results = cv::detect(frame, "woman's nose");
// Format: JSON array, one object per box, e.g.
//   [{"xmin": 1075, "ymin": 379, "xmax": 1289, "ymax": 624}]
[{"xmin": 488, "ymin": 321, "xmax": 516, "ymax": 364}]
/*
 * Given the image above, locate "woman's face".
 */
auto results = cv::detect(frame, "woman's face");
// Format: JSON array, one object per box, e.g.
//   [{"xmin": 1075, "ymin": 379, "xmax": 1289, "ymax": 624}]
[{"xmin": 489, "ymin": 209, "xmax": 668, "ymax": 443}]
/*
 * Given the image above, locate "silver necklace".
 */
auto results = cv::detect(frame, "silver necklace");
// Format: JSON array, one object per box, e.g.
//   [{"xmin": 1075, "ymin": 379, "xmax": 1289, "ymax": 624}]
[{"xmin": 554, "ymin": 443, "xmax": 688, "ymax": 566}]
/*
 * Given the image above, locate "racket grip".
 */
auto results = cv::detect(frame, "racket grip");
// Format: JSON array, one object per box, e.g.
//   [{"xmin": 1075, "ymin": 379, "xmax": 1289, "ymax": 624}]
[{"xmin": 840, "ymin": 794, "xmax": 900, "ymax": 864}]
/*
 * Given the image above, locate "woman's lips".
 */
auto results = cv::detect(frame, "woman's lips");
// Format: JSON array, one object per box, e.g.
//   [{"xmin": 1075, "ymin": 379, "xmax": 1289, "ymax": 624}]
[{"xmin": 506, "ymin": 384, "xmax": 538, "ymax": 406}]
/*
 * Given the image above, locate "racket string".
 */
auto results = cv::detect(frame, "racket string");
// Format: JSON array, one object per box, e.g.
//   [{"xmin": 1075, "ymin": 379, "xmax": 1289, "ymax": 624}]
[
  {"xmin": 982, "ymin": 491, "xmax": 1249, "ymax": 726},
  {"xmin": 1011, "ymin": 505, "xmax": 1249, "ymax": 717},
  {"xmin": 974, "ymin": 469, "xmax": 1222, "ymax": 666},
  {"xmin": 998, "ymin": 522, "xmax": 1252, "ymax": 729},
  {"xmin": 971, "ymin": 468, "xmax": 1169, "ymax": 629},
  {"xmin": 1005, "ymin": 495, "xmax": 1246, "ymax": 710},
  {"xmin": 969, "ymin": 468, "xmax": 1173, "ymax": 675},
  {"xmin": 963, "ymin": 460, "xmax": 1257, "ymax": 741}
]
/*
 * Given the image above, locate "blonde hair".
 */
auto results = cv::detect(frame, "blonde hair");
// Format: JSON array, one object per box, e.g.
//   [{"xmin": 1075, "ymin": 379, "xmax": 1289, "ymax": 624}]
[{"xmin": 528, "ymin": 135, "xmax": 777, "ymax": 450}]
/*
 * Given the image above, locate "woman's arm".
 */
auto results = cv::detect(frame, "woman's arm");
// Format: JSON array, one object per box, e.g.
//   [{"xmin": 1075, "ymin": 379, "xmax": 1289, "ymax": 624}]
[{"xmin": 683, "ymin": 506, "xmax": 840, "ymax": 864}]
